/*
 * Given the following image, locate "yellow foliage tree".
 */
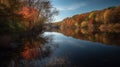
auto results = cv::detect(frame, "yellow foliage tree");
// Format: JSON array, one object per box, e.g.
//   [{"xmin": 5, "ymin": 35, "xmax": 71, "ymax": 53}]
[{"xmin": 81, "ymin": 21, "xmax": 88, "ymax": 28}]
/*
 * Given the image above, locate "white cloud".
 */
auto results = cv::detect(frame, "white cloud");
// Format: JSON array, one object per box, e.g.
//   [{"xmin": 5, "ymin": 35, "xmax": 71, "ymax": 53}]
[{"xmin": 56, "ymin": 3, "xmax": 86, "ymax": 11}]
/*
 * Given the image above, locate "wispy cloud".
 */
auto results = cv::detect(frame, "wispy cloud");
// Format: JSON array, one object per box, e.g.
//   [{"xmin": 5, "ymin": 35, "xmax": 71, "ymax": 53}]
[{"xmin": 56, "ymin": 3, "xmax": 86, "ymax": 11}]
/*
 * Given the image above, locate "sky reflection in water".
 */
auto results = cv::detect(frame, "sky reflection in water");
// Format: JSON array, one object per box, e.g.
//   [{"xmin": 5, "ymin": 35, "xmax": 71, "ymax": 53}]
[
  {"xmin": 43, "ymin": 32, "xmax": 120, "ymax": 67},
  {"xmin": 0, "ymin": 32, "xmax": 120, "ymax": 67}
]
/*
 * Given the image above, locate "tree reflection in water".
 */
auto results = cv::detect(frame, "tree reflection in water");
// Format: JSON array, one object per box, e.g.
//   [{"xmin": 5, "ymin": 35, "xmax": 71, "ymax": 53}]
[
  {"xmin": 0, "ymin": 34, "xmax": 56, "ymax": 67},
  {"xmin": 50, "ymin": 27, "xmax": 120, "ymax": 46}
]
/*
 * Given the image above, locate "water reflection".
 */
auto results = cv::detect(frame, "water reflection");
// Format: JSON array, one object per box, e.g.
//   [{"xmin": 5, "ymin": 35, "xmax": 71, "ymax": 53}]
[
  {"xmin": 43, "ymin": 32, "xmax": 120, "ymax": 67},
  {"xmin": 0, "ymin": 31, "xmax": 120, "ymax": 67},
  {"xmin": 0, "ymin": 34, "xmax": 53, "ymax": 67},
  {"xmin": 51, "ymin": 27, "xmax": 120, "ymax": 46}
]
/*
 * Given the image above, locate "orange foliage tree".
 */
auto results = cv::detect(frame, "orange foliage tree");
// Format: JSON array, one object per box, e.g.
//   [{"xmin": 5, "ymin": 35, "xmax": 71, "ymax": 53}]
[
  {"xmin": 18, "ymin": 6, "xmax": 38, "ymax": 29},
  {"xmin": 18, "ymin": 0, "xmax": 58, "ymax": 30}
]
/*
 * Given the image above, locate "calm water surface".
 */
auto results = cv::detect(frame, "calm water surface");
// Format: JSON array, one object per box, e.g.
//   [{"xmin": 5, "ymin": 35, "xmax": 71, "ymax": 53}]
[
  {"xmin": 0, "ymin": 32, "xmax": 120, "ymax": 67},
  {"xmin": 43, "ymin": 32, "xmax": 120, "ymax": 67}
]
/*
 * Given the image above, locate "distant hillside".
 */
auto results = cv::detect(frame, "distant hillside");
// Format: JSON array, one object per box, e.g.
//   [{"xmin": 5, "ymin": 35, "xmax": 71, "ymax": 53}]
[{"xmin": 46, "ymin": 6, "xmax": 120, "ymax": 33}]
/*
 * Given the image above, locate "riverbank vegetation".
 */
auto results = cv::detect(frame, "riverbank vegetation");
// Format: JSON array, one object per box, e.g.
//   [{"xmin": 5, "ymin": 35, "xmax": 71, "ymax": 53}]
[
  {"xmin": 47, "ymin": 6, "xmax": 120, "ymax": 33},
  {"xmin": 0, "ymin": 0, "xmax": 58, "ymax": 47},
  {"xmin": 45, "ymin": 6, "xmax": 120, "ymax": 46}
]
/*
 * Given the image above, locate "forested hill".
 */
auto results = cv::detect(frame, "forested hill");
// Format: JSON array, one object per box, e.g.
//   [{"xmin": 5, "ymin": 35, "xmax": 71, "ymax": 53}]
[{"xmin": 46, "ymin": 6, "xmax": 120, "ymax": 33}]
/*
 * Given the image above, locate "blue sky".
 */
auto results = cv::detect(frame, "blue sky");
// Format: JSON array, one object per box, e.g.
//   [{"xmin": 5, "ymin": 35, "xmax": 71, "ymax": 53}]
[{"xmin": 51, "ymin": 0, "xmax": 120, "ymax": 22}]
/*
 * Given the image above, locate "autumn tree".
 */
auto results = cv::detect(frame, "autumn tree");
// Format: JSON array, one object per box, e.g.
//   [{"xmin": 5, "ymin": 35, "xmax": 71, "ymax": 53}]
[
  {"xmin": 19, "ymin": 0, "xmax": 58, "ymax": 29},
  {"xmin": 0, "ymin": 0, "xmax": 58, "ymax": 34}
]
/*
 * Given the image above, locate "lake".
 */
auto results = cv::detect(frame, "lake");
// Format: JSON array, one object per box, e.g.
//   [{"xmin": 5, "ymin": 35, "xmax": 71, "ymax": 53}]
[
  {"xmin": 0, "ymin": 32, "xmax": 120, "ymax": 67},
  {"xmin": 43, "ymin": 32, "xmax": 120, "ymax": 67}
]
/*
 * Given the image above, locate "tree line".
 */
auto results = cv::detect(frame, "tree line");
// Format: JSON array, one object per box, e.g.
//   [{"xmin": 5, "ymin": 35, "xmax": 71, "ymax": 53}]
[{"xmin": 49, "ymin": 6, "xmax": 120, "ymax": 33}]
